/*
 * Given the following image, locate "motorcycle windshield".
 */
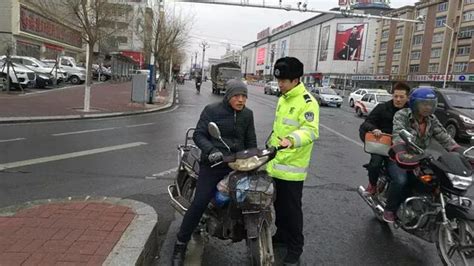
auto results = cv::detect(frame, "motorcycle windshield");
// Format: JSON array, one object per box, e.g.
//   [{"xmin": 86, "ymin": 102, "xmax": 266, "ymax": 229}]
[{"xmin": 437, "ymin": 153, "xmax": 472, "ymax": 177}]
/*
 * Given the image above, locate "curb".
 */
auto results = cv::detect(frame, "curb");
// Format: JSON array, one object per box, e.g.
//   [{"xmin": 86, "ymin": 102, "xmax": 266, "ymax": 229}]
[
  {"xmin": 0, "ymin": 196, "xmax": 158, "ymax": 266},
  {"xmin": 0, "ymin": 83, "xmax": 177, "ymax": 124}
]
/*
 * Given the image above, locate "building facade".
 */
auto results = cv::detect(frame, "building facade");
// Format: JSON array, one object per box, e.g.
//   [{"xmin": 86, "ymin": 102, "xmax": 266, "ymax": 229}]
[
  {"xmin": 0, "ymin": 0, "xmax": 83, "ymax": 60},
  {"xmin": 365, "ymin": 0, "xmax": 474, "ymax": 90},
  {"xmin": 241, "ymin": 1, "xmax": 391, "ymax": 87}
]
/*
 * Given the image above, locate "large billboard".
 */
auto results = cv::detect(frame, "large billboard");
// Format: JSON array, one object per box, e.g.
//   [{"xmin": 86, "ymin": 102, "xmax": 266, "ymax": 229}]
[
  {"xmin": 256, "ymin": 47, "xmax": 266, "ymax": 65},
  {"xmin": 319, "ymin": 25, "xmax": 330, "ymax": 61},
  {"xmin": 334, "ymin": 23, "xmax": 366, "ymax": 61}
]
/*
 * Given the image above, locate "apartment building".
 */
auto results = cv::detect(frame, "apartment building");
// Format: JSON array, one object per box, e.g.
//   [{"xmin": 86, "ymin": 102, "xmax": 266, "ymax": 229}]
[{"xmin": 365, "ymin": 0, "xmax": 474, "ymax": 89}]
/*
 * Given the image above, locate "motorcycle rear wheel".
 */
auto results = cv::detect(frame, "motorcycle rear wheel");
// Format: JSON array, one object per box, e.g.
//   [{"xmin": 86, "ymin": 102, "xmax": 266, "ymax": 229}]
[
  {"xmin": 182, "ymin": 177, "xmax": 196, "ymax": 203},
  {"xmin": 436, "ymin": 218, "xmax": 474, "ymax": 266},
  {"xmin": 247, "ymin": 221, "xmax": 274, "ymax": 266}
]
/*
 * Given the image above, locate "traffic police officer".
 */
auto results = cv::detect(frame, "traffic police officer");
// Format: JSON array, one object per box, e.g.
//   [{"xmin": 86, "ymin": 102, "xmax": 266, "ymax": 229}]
[{"xmin": 267, "ymin": 57, "xmax": 319, "ymax": 265}]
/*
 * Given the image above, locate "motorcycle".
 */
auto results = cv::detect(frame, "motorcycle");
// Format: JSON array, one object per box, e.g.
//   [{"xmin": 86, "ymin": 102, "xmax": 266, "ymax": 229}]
[
  {"xmin": 358, "ymin": 129, "xmax": 474, "ymax": 266},
  {"xmin": 196, "ymin": 81, "xmax": 201, "ymax": 93},
  {"xmin": 168, "ymin": 122, "xmax": 278, "ymax": 265}
]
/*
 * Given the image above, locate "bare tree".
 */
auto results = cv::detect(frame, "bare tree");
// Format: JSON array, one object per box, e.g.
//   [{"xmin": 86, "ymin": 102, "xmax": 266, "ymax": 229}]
[
  {"xmin": 27, "ymin": 0, "xmax": 132, "ymax": 79},
  {"xmin": 145, "ymin": 7, "xmax": 193, "ymax": 82},
  {"xmin": 26, "ymin": 0, "xmax": 133, "ymax": 110}
]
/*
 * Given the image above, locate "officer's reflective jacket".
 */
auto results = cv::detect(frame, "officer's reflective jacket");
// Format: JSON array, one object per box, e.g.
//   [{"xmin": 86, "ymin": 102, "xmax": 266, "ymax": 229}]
[{"xmin": 266, "ymin": 83, "xmax": 320, "ymax": 181}]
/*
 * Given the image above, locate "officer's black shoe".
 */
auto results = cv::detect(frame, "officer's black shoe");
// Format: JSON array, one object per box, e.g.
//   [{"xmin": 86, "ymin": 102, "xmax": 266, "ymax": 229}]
[
  {"xmin": 283, "ymin": 250, "xmax": 301, "ymax": 266},
  {"xmin": 171, "ymin": 242, "xmax": 187, "ymax": 266}
]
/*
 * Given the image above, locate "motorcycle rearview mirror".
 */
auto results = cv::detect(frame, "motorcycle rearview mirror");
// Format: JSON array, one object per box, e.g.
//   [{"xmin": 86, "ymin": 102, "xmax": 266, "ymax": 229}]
[
  {"xmin": 400, "ymin": 129, "xmax": 414, "ymax": 144},
  {"xmin": 400, "ymin": 129, "xmax": 424, "ymax": 154},
  {"xmin": 208, "ymin": 122, "xmax": 221, "ymax": 139},
  {"xmin": 208, "ymin": 122, "xmax": 231, "ymax": 152}
]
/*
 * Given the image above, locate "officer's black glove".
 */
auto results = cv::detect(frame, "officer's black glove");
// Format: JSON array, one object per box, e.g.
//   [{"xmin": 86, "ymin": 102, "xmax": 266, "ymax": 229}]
[{"xmin": 208, "ymin": 151, "xmax": 224, "ymax": 163}]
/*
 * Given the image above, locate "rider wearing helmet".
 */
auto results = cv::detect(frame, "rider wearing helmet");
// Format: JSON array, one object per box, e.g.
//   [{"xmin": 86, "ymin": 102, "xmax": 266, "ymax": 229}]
[{"xmin": 383, "ymin": 87, "xmax": 464, "ymax": 223}]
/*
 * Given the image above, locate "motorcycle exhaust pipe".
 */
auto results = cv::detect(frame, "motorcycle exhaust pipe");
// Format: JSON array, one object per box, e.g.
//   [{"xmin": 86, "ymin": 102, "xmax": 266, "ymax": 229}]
[{"xmin": 357, "ymin": 186, "xmax": 374, "ymax": 206}]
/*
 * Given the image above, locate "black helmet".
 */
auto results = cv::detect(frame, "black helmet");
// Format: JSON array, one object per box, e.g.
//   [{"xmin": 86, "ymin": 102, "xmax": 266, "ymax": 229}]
[{"xmin": 273, "ymin": 57, "xmax": 303, "ymax": 80}]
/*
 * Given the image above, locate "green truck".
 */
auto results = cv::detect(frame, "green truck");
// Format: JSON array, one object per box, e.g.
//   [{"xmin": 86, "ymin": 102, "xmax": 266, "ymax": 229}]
[{"xmin": 210, "ymin": 62, "xmax": 241, "ymax": 94}]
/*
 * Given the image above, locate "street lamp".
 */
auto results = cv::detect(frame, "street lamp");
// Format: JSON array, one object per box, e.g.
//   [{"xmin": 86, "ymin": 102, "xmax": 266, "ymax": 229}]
[{"xmin": 443, "ymin": 23, "xmax": 455, "ymax": 89}]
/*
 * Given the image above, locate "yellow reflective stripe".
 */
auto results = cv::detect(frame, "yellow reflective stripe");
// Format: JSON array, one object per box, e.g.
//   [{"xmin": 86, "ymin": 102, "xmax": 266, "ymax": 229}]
[
  {"xmin": 282, "ymin": 118, "xmax": 300, "ymax": 127},
  {"xmin": 273, "ymin": 164, "xmax": 308, "ymax": 174},
  {"xmin": 289, "ymin": 133, "xmax": 302, "ymax": 147}
]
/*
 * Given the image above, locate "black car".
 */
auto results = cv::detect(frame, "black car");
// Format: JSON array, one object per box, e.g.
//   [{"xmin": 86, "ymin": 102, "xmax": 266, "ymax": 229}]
[
  {"xmin": 435, "ymin": 89, "xmax": 474, "ymax": 141},
  {"xmin": 35, "ymin": 72, "xmax": 54, "ymax": 88}
]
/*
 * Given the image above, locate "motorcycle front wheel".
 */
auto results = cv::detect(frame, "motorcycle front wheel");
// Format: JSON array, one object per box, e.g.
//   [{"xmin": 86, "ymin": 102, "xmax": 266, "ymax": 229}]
[
  {"xmin": 247, "ymin": 221, "xmax": 274, "ymax": 266},
  {"xmin": 436, "ymin": 218, "xmax": 474, "ymax": 266}
]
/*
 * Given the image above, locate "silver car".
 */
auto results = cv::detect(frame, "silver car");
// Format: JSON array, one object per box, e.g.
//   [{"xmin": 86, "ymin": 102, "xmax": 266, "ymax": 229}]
[{"xmin": 264, "ymin": 81, "xmax": 280, "ymax": 95}]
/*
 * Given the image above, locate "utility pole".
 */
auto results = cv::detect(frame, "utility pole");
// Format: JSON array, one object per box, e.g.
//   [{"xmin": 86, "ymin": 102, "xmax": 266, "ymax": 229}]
[
  {"xmin": 244, "ymin": 57, "xmax": 248, "ymax": 79},
  {"xmin": 200, "ymin": 41, "xmax": 210, "ymax": 80},
  {"xmin": 194, "ymin": 52, "xmax": 198, "ymax": 68},
  {"xmin": 443, "ymin": 23, "xmax": 454, "ymax": 89},
  {"xmin": 83, "ymin": 0, "xmax": 91, "ymax": 112}
]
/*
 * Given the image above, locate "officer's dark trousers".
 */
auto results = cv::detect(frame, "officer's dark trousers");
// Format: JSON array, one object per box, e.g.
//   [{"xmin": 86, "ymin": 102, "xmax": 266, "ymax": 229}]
[
  {"xmin": 177, "ymin": 164, "xmax": 231, "ymax": 243},
  {"xmin": 273, "ymin": 178, "xmax": 304, "ymax": 256}
]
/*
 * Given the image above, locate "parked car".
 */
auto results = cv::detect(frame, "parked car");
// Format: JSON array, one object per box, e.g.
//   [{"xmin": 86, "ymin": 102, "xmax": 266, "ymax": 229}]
[
  {"xmin": 0, "ymin": 58, "xmax": 36, "ymax": 89},
  {"xmin": 92, "ymin": 64, "xmax": 111, "ymax": 81},
  {"xmin": 434, "ymin": 89, "xmax": 474, "ymax": 141},
  {"xmin": 5, "ymin": 56, "xmax": 68, "ymax": 84},
  {"xmin": 311, "ymin": 87, "xmax": 343, "ymax": 107},
  {"xmin": 264, "ymin": 81, "xmax": 279, "ymax": 95},
  {"xmin": 34, "ymin": 72, "xmax": 55, "ymax": 88},
  {"xmin": 348, "ymin": 88, "xmax": 387, "ymax": 107},
  {"xmin": 354, "ymin": 92, "xmax": 392, "ymax": 117},
  {"xmin": 41, "ymin": 58, "xmax": 85, "ymax": 85}
]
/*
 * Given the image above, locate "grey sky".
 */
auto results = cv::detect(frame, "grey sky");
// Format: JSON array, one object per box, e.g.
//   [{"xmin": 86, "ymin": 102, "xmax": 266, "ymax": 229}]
[{"xmin": 170, "ymin": 0, "xmax": 418, "ymax": 71}]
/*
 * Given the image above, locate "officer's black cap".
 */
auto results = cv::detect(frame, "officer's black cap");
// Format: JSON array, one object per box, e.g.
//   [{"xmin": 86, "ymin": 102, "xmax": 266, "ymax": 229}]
[{"xmin": 273, "ymin": 57, "xmax": 304, "ymax": 80}]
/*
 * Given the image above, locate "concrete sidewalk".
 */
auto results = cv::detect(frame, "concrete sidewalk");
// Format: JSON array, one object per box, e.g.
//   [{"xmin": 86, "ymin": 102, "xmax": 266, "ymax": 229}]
[
  {"xmin": 0, "ymin": 197, "xmax": 157, "ymax": 266},
  {"xmin": 0, "ymin": 81, "xmax": 175, "ymax": 123}
]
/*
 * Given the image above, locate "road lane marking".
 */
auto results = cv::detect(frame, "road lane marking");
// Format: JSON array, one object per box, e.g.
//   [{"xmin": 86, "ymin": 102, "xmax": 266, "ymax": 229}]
[
  {"xmin": 146, "ymin": 167, "xmax": 178, "ymax": 179},
  {"xmin": 0, "ymin": 138, "xmax": 26, "ymax": 143},
  {"xmin": 0, "ymin": 142, "xmax": 148, "ymax": 171},
  {"xmin": 320, "ymin": 124, "xmax": 363, "ymax": 148},
  {"xmin": 126, "ymin": 123, "xmax": 155, "ymax": 128},
  {"xmin": 52, "ymin": 127, "xmax": 117, "ymax": 136}
]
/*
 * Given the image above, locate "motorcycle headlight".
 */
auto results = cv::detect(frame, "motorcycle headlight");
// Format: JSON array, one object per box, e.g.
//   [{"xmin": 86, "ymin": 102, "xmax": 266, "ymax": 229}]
[
  {"xmin": 228, "ymin": 156, "xmax": 269, "ymax": 171},
  {"xmin": 460, "ymin": 115, "xmax": 474, "ymax": 125},
  {"xmin": 447, "ymin": 173, "xmax": 473, "ymax": 190}
]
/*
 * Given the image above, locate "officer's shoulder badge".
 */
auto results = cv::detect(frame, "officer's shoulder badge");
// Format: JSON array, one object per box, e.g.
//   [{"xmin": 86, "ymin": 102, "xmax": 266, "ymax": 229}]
[
  {"xmin": 303, "ymin": 94, "xmax": 312, "ymax": 103},
  {"xmin": 304, "ymin": 112, "xmax": 314, "ymax": 122}
]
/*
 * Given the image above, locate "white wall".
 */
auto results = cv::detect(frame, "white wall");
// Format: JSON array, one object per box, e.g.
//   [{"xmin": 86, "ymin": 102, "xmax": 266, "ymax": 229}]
[{"xmin": 288, "ymin": 25, "xmax": 318, "ymax": 74}]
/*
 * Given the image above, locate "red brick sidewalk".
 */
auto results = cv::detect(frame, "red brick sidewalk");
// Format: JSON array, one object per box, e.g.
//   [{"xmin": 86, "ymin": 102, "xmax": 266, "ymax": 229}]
[
  {"xmin": 0, "ymin": 202, "xmax": 136, "ymax": 266},
  {"xmin": 0, "ymin": 81, "xmax": 171, "ymax": 118}
]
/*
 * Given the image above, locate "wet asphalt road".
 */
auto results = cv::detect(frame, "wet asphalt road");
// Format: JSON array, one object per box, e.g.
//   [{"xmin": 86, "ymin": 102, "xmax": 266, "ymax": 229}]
[{"xmin": 1, "ymin": 81, "xmax": 471, "ymax": 265}]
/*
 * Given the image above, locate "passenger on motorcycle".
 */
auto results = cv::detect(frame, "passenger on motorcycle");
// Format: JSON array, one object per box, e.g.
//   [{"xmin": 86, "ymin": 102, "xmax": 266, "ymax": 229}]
[
  {"xmin": 384, "ymin": 87, "xmax": 464, "ymax": 223},
  {"xmin": 172, "ymin": 79, "xmax": 257, "ymax": 266},
  {"xmin": 359, "ymin": 82, "xmax": 410, "ymax": 195}
]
